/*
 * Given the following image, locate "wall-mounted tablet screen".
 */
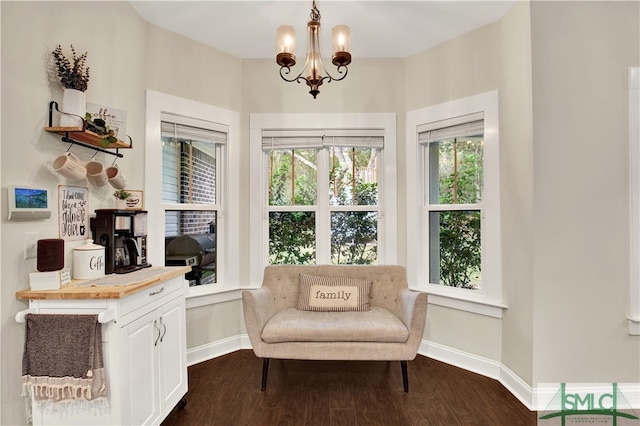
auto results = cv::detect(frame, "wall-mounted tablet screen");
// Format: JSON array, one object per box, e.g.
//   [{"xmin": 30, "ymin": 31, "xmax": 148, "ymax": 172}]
[{"xmin": 7, "ymin": 185, "xmax": 52, "ymax": 221}]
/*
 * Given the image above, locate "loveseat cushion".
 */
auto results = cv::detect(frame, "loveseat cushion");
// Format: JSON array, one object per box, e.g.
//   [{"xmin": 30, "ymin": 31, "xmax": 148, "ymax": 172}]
[
  {"xmin": 297, "ymin": 273, "xmax": 371, "ymax": 312},
  {"xmin": 261, "ymin": 307, "xmax": 409, "ymax": 343}
]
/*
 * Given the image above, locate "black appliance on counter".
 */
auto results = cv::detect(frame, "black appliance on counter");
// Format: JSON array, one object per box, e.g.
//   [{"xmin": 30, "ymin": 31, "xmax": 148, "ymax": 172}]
[
  {"xmin": 91, "ymin": 209, "xmax": 151, "ymax": 274},
  {"xmin": 165, "ymin": 233, "xmax": 215, "ymax": 285}
]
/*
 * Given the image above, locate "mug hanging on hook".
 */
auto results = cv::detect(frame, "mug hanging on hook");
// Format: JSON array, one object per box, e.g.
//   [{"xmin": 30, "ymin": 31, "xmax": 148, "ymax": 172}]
[
  {"xmin": 52, "ymin": 151, "xmax": 86, "ymax": 181},
  {"xmin": 86, "ymin": 154, "xmax": 108, "ymax": 188},
  {"xmin": 106, "ymin": 164, "xmax": 127, "ymax": 189}
]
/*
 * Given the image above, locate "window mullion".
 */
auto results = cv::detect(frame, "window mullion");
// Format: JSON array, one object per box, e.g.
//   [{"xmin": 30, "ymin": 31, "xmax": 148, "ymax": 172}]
[{"xmin": 316, "ymin": 148, "xmax": 330, "ymax": 263}]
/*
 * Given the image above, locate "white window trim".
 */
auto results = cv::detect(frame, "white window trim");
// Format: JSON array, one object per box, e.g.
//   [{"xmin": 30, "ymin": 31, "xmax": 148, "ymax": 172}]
[
  {"xmin": 145, "ymin": 90, "xmax": 240, "ymax": 304},
  {"xmin": 406, "ymin": 90, "xmax": 505, "ymax": 318},
  {"xmin": 249, "ymin": 113, "xmax": 397, "ymax": 287},
  {"xmin": 629, "ymin": 67, "xmax": 640, "ymax": 335}
]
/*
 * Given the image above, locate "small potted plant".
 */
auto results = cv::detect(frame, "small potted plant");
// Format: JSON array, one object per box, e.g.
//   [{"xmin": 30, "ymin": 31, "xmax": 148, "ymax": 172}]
[
  {"xmin": 51, "ymin": 44, "xmax": 90, "ymax": 127},
  {"xmin": 113, "ymin": 189, "xmax": 131, "ymax": 210}
]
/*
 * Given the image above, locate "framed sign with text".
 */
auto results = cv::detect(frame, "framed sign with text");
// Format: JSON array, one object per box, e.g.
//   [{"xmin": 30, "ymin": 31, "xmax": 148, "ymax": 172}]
[
  {"xmin": 58, "ymin": 185, "xmax": 89, "ymax": 241},
  {"xmin": 86, "ymin": 103, "xmax": 128, "ymax": 145}
]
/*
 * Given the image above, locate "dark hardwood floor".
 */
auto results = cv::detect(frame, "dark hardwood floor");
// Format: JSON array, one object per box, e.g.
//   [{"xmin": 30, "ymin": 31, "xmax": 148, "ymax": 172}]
[{"xmin": 162, "ymin": 350, "xmax": 537, "ymax": 426}]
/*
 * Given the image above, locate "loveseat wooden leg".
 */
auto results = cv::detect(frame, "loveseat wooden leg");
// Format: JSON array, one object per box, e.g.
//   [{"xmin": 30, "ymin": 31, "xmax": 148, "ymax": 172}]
[
  {"xmin": 261, "ymin": 358, "xmax": 270, "ymax": 391},
  {"xmin": 401, "ymin": 361, "xmax": 409, "ymax": 393}
]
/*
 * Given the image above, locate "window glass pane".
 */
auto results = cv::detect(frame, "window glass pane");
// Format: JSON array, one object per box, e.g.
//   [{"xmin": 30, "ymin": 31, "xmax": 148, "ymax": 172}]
[
  {"xmin": 269, "ymin": 211, "xmax": 316, "ymax": 264},
  {"xmin": 269, "ymin": 149, "xmax": 317, "ymax": 206},
  {"xmin": 330, "ymin": 147, "xmax": 378, "ymax": 206},
  {"xmin": 331, "ymin": 211, "xmax": 378, "ymax": 265},
  {"xmin": 162, "ymin": 136, "xmax": 217, "ymax": 205},
  {"xmin": 164, "ymin": 211, "xmax": 217, "ymax": 286},
  {"xmin": 429, "ymin": 210, "xmax": 481, "ymax": 289},
  {"xmin": 429, "ymin": 137, "xmax": 483, "ymax": 205},
  {"xmin": 162, "ymin": 138, "xmax": 180, "ymax": 203}
]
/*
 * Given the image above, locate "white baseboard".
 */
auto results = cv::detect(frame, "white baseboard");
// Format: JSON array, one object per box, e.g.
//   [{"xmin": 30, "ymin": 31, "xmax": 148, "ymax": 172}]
[
  {"xmin": 419, "ymin": 339, "xmax": 534, "ymax": 410},
  {"xmin": 500, "ymin": 363, "xmax": 535, "ymax": 410},
  {"xmin": 419, "ymin": 340, "xmax": 502, "ymax": 379},
  {"xmin": 187, "ymin": 333, "xmax": 251, "ymax": 366}
]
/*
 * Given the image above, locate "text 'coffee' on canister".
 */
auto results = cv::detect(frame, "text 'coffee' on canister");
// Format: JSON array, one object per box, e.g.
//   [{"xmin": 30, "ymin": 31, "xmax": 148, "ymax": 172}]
[{"xmin": 73, "ymin": 239, "xmax": 105, "ymax": 279}]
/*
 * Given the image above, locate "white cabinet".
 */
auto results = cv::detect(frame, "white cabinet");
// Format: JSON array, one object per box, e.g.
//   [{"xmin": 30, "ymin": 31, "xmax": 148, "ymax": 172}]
[
  {"xmin": 122, "ymin": 309, "xmax": 160, "ymax": 425},
  {"xmin": 22, "ymin": 269, "xmax": 189, "ymax": 426},
  {"xmin": 157, "ymin": 296, "xmax": 188, "ymax": 411},
  {"xmin": 121, "ymin": 293, "xmax": 187, "ymax": 425}
]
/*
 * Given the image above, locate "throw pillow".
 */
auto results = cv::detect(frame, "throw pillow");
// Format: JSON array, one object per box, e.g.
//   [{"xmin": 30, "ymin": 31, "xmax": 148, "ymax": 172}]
[{"xmin": 297, "ymin": 273, "xmax": 371, "ymax": 312}]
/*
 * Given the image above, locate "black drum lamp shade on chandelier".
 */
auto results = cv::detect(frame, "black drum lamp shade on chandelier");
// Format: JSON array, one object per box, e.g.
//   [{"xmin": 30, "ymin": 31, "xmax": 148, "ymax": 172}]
[{"xmin": 276, "ymin": 0, "xmax": 352, "ymax": 98}]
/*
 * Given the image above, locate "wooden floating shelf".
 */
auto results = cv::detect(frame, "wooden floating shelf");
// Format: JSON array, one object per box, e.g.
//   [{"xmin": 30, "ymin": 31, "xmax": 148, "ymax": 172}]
[{"xmin": 45, "ymin": 126, "xmax": 131, "ymax": 150}]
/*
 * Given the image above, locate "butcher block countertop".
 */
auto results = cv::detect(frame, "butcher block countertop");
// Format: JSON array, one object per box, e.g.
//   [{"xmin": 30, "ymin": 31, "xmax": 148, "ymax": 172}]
[{"xmin": 16, "ymin": 266, "xmax": 191, "ymax": 300}]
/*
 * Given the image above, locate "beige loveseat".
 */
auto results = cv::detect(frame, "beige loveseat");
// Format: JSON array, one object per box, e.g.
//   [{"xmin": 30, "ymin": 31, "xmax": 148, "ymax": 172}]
[{"xmin": 242, "ymin": 264, "xmax": 428, "ymax": 392}]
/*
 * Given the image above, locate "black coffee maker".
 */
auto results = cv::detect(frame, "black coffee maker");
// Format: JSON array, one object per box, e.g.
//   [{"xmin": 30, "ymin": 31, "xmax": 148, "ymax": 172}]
[{"xmin": 90, "ymin": 209, "xmax": 151, "ymax": 274}]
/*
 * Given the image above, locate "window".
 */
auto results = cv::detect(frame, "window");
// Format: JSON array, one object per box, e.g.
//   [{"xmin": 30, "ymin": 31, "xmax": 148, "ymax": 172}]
[
  {"xmin": 406, "ymin": 91, "xmax": 504, "ymax": 318},
  {"xmin": 420, "ymin": 114, "xmax": 484, "ymax": 290},
  {"xmin": 161, "ymin": 114, "xmax": 225, "ymax": 286},
  {"xmin": 250, "ymin": 114, "xmax": 397, "ymax": 285},
  {"xmin": 264, "ymin": 130, "xmax": 383, "ymax": 265},
  {"xmin": 145, "ymin": 91, "xmax": 240, "ymax": 302}
]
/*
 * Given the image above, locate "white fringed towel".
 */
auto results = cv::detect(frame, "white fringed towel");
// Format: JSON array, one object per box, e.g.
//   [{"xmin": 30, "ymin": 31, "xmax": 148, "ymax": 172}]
[{"xmin": 22, "ymin": 314, "xmax": 108, "ymax": 403}]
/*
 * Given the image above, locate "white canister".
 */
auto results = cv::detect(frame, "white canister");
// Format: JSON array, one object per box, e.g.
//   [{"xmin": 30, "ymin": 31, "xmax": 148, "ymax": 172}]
[{"xmin": 73, "ymin": 239, "xmax": 105, "ymax": 280}]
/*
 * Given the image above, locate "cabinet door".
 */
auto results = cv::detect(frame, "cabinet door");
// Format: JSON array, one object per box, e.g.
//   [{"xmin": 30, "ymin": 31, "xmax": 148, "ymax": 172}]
[
  {"xmin": 122, "ymin": 310, "xmax": 160, "ymax": 425},
  {"xmin": 157, "ymin": 294, "xmax": 188, "ymax": 416}
]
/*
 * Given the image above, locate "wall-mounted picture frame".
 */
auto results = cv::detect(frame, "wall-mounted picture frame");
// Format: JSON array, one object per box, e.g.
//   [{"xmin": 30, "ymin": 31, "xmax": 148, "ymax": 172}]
[
  {"xmin": 58, "ymin": 185, "xmax": 89, "ymax": 241},
  {"xmin": 125, "ymin": 190, "xmax": 143, "ymax": 210}
]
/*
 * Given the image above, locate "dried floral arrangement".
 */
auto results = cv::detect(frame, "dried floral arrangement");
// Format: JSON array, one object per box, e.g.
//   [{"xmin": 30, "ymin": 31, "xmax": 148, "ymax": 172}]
[{"xmin": 51, "ymin": 44, "xmax": 90, "ymax": 92}]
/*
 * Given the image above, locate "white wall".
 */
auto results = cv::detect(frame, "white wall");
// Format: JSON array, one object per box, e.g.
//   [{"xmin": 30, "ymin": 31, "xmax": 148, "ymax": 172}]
[
  {"xmin": 497, "ymin": 0, "xmax": 535, "ymax": 386},
  {"xmin": 530, "ymin": 0, "xmax": 640, "ymax": 384}
]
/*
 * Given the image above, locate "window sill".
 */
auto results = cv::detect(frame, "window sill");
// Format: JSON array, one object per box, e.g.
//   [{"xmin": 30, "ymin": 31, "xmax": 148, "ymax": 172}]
[
  {"xmin": 415, "ymin": 284, "xmax": 507, "ymax": 318},
  {"xmin": 186, "ymin": 285, "xmax": 243, "ymax": 309},
  {"xmin": 628, "ymin": 316, "xmax": 640, "ymax": 335}
]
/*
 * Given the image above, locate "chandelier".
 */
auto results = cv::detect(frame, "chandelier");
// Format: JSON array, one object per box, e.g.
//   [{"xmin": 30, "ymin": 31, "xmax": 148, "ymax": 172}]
[{"xmin": 276, "ymin": 0, "xmax": 351, "ymax": 99}]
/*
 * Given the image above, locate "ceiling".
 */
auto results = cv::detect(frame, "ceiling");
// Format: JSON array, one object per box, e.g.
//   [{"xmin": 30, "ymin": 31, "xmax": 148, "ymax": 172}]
[{"xmin": 129, "ymin": 1, "xmax": 515, "ymax": 59}]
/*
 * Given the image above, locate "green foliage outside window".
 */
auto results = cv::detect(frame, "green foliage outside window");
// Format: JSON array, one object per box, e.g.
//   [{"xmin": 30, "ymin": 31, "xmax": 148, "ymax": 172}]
[
  {"xmin": 269, "ymin": 150, "xmax": 317, "ymax": 206},
  {"xmin": 437, "ymin": 210, "xmax": 481, "ymax": 288},
  {"xmin": 331, "ymin": 182, "xmax": 378, "ymax": 264},
  {"xmin": 433, "ymin": 138, "xmax": 483, "ymax": 289},
  {"xmin": 269, "ymin": 211, "xmax": 316, "ymax": 264},
  {"xmin": 268, "ymin": 147, "xmax": 378, "ymax": 265}
]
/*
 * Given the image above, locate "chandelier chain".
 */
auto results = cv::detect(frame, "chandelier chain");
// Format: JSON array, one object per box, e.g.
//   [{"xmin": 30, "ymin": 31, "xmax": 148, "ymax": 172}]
[{"xmin": 310, "ymin": 0, "xmax": 321, "ymax": 22}]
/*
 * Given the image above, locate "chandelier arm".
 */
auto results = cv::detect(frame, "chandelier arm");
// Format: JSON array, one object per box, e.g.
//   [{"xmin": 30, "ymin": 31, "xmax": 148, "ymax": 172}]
[
  {"xmin": 279, "ymin": 66, "xmax": 308, "ymax": 84},
  {"xmin": 322, "ymin": 65, "xmax": 349, "ymax": 83}
]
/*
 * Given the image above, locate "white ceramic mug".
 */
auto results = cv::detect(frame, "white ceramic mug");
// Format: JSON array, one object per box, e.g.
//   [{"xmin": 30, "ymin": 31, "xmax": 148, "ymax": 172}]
[
  {"xmin": 106, "ymin": 166, "xmax": 127, "ymax": 189},
  {"xmin": 86, "ymin": 160, "xmax": 108, "ymax": 187},
  {"xmin": 52, "ymin": 152, "xmax": 86, "ymax": 181}
]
